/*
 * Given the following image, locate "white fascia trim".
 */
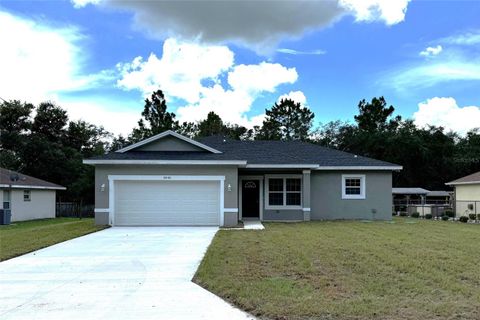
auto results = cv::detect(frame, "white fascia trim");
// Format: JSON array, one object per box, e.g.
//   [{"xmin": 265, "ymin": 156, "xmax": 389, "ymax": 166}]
[
  {"xmin": 302, "ymin": 208, "xmax": 311, "ymax": 211},
  {"xmin": 108, "ymin": 175, "xmax": 225, "ymax": 181},
  {"xmin": 0, "ymin": 184, "xmax": 66, "ymax": 190},
  {"xmin": 116, "ymin": 130, "xmax": 222, "ymax": 154},
  {"xmin": 245, "ymin": 164, "xmax": 319, "ymax": 169},
  {"xmin": 83, "ymin": 159, "xmax": 246, "ymax": 165},
  {"xmin": 94, "ymin": 208, "xmax": 110, "ymax": 213},
  {"xmin": 445, "ymin": 181, "xmax": 480, "ymax": 186},
  {"xmin": 316, "ymin": 166, "xmax": 403, "ymax": 171},
  {"xmin": 224, "ymin": 208, "xmax": 239, "ymax": 213}
]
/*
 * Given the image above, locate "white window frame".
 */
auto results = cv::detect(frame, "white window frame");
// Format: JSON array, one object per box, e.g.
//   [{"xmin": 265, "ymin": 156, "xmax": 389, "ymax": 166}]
[
  {"xmin": 23, "ymin": 190, "xmax": 31, "ymax": 202},
  {"xmin": 342, "ymin": 174, "xmax": 366, "ymax": 200},
  {"xmin": 265, "ymin": 174, "xmax": 302, "ymax": 210},
  {"xmin": 3, "ymin": 190, "xmax": 11, "ymax": 209}
]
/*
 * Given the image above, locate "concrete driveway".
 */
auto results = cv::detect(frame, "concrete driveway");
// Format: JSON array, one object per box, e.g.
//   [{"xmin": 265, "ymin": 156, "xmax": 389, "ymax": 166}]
[{"xmin": 0, "ymin": 227, "xmax": 254, "ymax": 320}]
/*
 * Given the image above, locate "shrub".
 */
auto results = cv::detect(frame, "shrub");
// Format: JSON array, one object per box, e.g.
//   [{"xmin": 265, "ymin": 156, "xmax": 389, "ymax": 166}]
[
  {"xmin": 441, "ymin": 215, "xmax": 449, "ymax": 221},
  {"xmin": 425, "ymin": 214, "xmax": 433, "ymax": 220},
  {"xmin": 469, "ymin": 213, "xmax": 476, "ymax": 220},
  {"xmin": 477, "ymin": 214, "xmax": 480, "ymax": 221},
  {"xmin": 399, "ymin": 211, "xmax": 407, "ymax": 217},
  {"xmin": 459, "ymin": 216, "xmax": 469, "ymax": 223},
  {"xmin": 392, "ymin": 212, "xmax": 397, "ymax": 216},
  {"xmin": 445, "ymin": 210, "xmax": 455, "ymax": 218},
  {"xmin": 411, "ymin": 212, "xmax": 420, "ymax": 218}
]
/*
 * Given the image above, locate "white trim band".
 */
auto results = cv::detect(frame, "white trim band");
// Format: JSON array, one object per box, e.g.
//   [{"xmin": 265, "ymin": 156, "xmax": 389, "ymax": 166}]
[
  {"xmin": 94, "ymin": 208, "xmax": 110, "ymax": 213},
  {"xmin": 445, "ymin": 181, "xmax": 480, "ymax": 186},
  {"xmin": 0, "ymin": 184, "xmax": 66, "ymax": 190},
  {"xmin": 83, "ymin": 160, "xmax": 247, "ymax": 165},
  {"xmin": 302, "ymin": 208, "xmax": 311, "ymax": 211},
  {"xmin": 316, "ymin": 166, "xmax": 402, "ymax": 170},
  {"xmin": 224, "ymin": 208, "xmax": 239, "ymax": 213},
  {"xmin": 245, "ymin": 164, "xmax": 319, "ymax": 169}
]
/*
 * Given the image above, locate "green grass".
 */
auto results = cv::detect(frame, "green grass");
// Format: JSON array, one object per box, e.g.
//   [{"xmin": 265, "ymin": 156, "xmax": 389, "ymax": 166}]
[
  {"xmin": 0, "ymin": 218, "xmax": 107, "ymax": 261},
  {"xmin": 194, "ymin": 218, "xmax": 480, "ymax": 320}
]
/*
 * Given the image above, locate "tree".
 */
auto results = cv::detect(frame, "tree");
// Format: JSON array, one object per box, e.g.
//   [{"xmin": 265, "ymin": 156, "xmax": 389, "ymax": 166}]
[
  {"xmin": 255, "ymin": 98, "xmax": 314, "ymax": 141},
  {"xmin": 130, "ymin": 90, "xmax": 179, "ymax": 142},
  {"xmin": 31, "ymin": 102, "xmax": 68, "ymax": 140},
  {"xmin": 354, "ymin": 96, "xmax": 401, "ymax": 132},
  {"xmin": 197, "ymin": 112, "xmax": 225, "ymax": 137}
]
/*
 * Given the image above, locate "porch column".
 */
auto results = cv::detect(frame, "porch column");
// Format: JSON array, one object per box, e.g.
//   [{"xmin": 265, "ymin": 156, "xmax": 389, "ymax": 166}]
[{"xmin": 302, "ymin": 170, "xmax": 311, "ymax": 221}]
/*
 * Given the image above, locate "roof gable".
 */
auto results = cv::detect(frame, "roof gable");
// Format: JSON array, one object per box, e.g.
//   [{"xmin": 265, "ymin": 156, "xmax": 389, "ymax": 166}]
[
  {"xmin": 446, "ymin": 171, "xmax": 480, "ymax": 185},
  {"xmin": 0, "ymin": 168, "xmax": 66, "ymax": 190},
  {"xmin": 116, "ymin": 131, "xmax": 222, "ymax": 154}
]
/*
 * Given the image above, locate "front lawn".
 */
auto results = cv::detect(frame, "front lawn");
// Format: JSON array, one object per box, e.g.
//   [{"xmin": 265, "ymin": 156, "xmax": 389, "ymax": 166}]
[
  {"xmin": 0, "ymin": 218, "xmax": 107, "ymax": 261},
  {"xmin": 194, "ymin": 218, "xmax": 480, "ymax": 320}
]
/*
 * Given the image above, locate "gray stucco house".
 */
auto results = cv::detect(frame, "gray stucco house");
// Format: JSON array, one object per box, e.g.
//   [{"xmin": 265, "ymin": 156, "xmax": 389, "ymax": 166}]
[
  {"xmin": 84, "ymin": 130, "xmax": 402, "ymax": 226},
  {"xmin": 1, "ymin": 168, "xmax": 66, "ymax": 222}
]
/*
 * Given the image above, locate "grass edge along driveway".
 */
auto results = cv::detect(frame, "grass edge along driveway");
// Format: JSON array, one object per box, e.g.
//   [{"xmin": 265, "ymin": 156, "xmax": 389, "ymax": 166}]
[
  {"xmin": 194, "ymin": 218, "xmax": 480, "ymax": 320},
  {"xmin": 0, "ymin": 218, "xmax": 107, "ymax": 261}
]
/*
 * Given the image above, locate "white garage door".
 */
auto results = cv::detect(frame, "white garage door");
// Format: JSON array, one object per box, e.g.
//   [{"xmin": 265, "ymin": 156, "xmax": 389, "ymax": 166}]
[{"xmin": 114, "ymin": 180, "xmax": 220, "ymax": 226}]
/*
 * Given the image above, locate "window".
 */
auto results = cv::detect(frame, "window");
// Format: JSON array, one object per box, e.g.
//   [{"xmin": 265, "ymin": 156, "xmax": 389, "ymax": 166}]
[
  {"xmin": 24, "ymin": 190, "xmax": 31, "ymax": 201},
  {"xmin": 266, "ymin": 176, "xmax": 302, "ymax": 209},
  {"xmin": 3, "ymin": 190, "xmax": 10, "ymax": 209},
  {"xmin": 342, "ymin": 175, "xmax": 366, "ymax": 199}
]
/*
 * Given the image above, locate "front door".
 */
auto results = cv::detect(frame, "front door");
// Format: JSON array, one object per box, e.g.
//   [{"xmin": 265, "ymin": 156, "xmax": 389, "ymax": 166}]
[{"xmin": 242, "ymin": 179, "xmax": 260, "ymax": 218}]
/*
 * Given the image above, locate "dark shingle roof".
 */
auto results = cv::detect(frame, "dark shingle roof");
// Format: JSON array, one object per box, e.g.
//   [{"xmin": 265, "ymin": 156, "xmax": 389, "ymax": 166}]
[
  {"xmin": 0, "ymin": 168, "xmax": 65, "ymax": 190},
  {"xmin": 446, "ymin": 171, "xmax": 480, "ymax": 185},
  {"xmin": 88, "ymin": 136, "xmax": 400, "ymax": 168}
]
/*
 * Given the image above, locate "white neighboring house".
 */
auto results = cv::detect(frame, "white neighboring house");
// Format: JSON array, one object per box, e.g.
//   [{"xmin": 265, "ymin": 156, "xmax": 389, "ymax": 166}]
[
  {"xmin": 1, "ymin": 168, "xmax": 66, "ymax": 222},
  {"xmin": 446, "ymin": 171, "xmax": 480, "ymax": 217}
]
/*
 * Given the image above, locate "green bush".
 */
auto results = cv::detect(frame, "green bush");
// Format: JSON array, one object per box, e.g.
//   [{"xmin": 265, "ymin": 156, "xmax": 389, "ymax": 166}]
[
  {"xmin": 477, "ymin": 214, "xmax": 480, "ymax": 221},
  {"xmin": 445, "ymin": 210, "xmax": 455, "ymax": 218},
  {"xmin": 425, "ymin": 214, "xmax": 433, "ymax": 220},
  {"xmin": 399, "ymin": 211, "xmax": 407, "ymax": 217},
  {"xmin": 392, "ymin": 212, "xmax": 397, "ymax": 216},
  {"xmin": 411, "ymin": 212, "xmax": 420, "ymax": 218},
  {"xmin": 441, "ymin": 215, "xmax": 450, "ymax": 221},
  {"xmin": 469, "ymin": 213, "xmax": 476, "ymax": 220},
  {"xmin": 459, "ymin": 216, "xmax": 469, "ymax": 223}
]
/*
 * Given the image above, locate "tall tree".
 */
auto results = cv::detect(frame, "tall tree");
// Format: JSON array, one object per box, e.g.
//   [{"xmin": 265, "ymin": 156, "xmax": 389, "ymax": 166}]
[
  {"xmin": 197, "ymin": 111, "xmax": 224, "ymax": 137},
  {"xmin": 354, "ymin": 96, "xmax": 401, "ymax": 132},
  {"xmin": 130, "ymin": 89, "xmax": 178, "ymax": 142},
  {"xmin": 256, "ymin": 98, "xmax": 314, "ymax": 141},
  {"xmin": 31, "ymin": 102, "xmax": 68, "ymax": 140}
]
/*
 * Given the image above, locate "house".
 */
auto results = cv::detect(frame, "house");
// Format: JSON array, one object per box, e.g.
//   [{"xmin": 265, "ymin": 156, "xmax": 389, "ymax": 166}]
[
  {"xmin": 83, "ymin": 130, "xmax": 402, "ymax": 227},
  {"xmin": 0, "ymin": 168, "xmax": 66, "ymax": 222},
  {"xmin": 446, "ymin": 171, "xmax": 480, "ymax": 217}
]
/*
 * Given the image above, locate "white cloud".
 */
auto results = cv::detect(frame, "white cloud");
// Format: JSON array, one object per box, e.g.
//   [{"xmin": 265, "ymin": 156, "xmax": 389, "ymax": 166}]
[
  {"xmin": 278, "ymin": 91, "xmax": 308, "ymax": 106},
  {"xmin": 117, "ymin": 38, "xmax": 298, "ymax": 128},
  {"xmin": 276, "ymin": 48, "xmax": 326, "ymax": 56},
  {"xmin": 339, "ymin": 0, "xmax": 411, "ymax": 25},
  {"xmin": 117, "ymin": 38, "xmax": 234, "ymax": 103},
  {"xmin": 441, "ymin": 30, "xmax": 480, "ymax": 46},
  {"xmin": 419, "ymin": 45, "xmax": 443, "ymax": 57},
  {"xmin": 413, "ymin": 97, "xmax": 480, "ymax": 135},
  {"xmin": 71, "ymin": 0, "xmax": 411, "ymax": 53},
  {"xmin": 60, "ymin": 98, "xmax": 140, "ymax": 136},
  {"xmin": 0, "ymin": 10, "xmax": 111, "ymax": 104}
]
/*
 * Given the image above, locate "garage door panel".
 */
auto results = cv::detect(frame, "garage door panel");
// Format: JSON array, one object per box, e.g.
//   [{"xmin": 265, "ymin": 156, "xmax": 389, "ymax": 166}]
[{"xmin": 114, "ymin": 180, "xmax": 220, "ymax": 226}]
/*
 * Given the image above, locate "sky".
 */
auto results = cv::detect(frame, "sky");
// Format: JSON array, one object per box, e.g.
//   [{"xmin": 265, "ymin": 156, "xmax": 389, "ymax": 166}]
[{"xmin": 0, "ymin": 0, "xmax": 479, "ymax": 136}]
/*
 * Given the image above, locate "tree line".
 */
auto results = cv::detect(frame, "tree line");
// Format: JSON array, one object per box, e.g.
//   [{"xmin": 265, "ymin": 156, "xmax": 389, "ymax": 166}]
[{"xmin": 1, "ymin": 90, "xmax": 479, "ymax": 204}]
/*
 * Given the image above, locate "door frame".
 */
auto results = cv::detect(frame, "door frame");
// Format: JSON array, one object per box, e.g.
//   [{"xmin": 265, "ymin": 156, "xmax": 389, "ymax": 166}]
[
  {"xmin": 107, "ymin": 175, "xmax": 225, "ymax": 226},
  {"xmin": 238, "ymin": 176, "xmax": 263, "ymax": 221}
]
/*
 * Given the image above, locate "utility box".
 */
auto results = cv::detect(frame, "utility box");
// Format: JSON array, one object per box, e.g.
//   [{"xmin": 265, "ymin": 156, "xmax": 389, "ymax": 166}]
[{"xmin": 0, "ymin": 209, "xmax": 11, "ymax": 225}]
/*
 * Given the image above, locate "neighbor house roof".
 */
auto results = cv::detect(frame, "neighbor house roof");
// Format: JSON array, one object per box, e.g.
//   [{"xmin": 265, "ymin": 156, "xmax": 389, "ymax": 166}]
[
  {"xmin": 84, "ymin": 131, "xmax": 402, "ymax": 170},
  {"xmin": 426, "ymin": 191, "xmax": 451, "ymax": 197},
  {"xmin": 446, "ymin": 171, "xmax": 480, "ymax": 186},
  {"xmin": 0, "ymin": 168, "xmax": 66, "ymax": 190},
  {"xmin": 392, "ymin": 188, "xmax": 430, "ymax": 195}
]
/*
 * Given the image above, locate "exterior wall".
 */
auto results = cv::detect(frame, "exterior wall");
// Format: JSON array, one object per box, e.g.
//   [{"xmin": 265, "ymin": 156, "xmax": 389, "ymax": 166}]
[
  {"xmin": 263, "ymin": 209, "xmax": 304, "ymax": 221},
  {"xmin": 134, "ymin": 136, "xmax": 205, "ymax": 152},
  {"xmin": 94, "ymin": 165, "xmax": 238, "ymax": 226},
  {"xmin": 454, "ymin": 184, "xmax": 480, "ymax": 216},
  {"xmin": 311, "ymin": 171, "xmax": 392, "ymax": 220},
  {"xmin": 8, "ymin": 189, "xmax": 56, "ymax": 222}
]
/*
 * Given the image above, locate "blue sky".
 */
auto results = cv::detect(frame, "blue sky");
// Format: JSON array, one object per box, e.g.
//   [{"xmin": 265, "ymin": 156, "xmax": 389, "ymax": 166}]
[{"xmin": 0, "ymin": 0, "xmax": 479, "ymax": 135}]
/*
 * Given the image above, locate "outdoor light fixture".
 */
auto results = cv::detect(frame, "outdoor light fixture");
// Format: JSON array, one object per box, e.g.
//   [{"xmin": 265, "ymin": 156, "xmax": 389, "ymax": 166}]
[
  {"xmin": 227, "ymin": 184, "xmax": 232, "ymax": 192},
  {"xmin": 100, "ymin": 183, "xmax": 105, "ymax": 192}
]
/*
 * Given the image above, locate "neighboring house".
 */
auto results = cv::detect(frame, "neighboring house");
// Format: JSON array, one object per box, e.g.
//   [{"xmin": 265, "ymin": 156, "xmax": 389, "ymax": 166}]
[
  {"xmin": 446, "ymin": 171, "xmax": 480, "ymax": 217},
  {"xmin": 83, "ymin": 130, "xmax": 402, "ymax": 227},
  {"xmin": 0, "ymin": 168, "xmax": 66, "ymax": 222}
]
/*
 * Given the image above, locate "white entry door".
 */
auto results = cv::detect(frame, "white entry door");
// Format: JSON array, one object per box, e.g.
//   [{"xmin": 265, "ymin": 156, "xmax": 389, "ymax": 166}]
[{"xmin": 114, "ymin": 180, "xmax": 220, "ymax": 226}]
